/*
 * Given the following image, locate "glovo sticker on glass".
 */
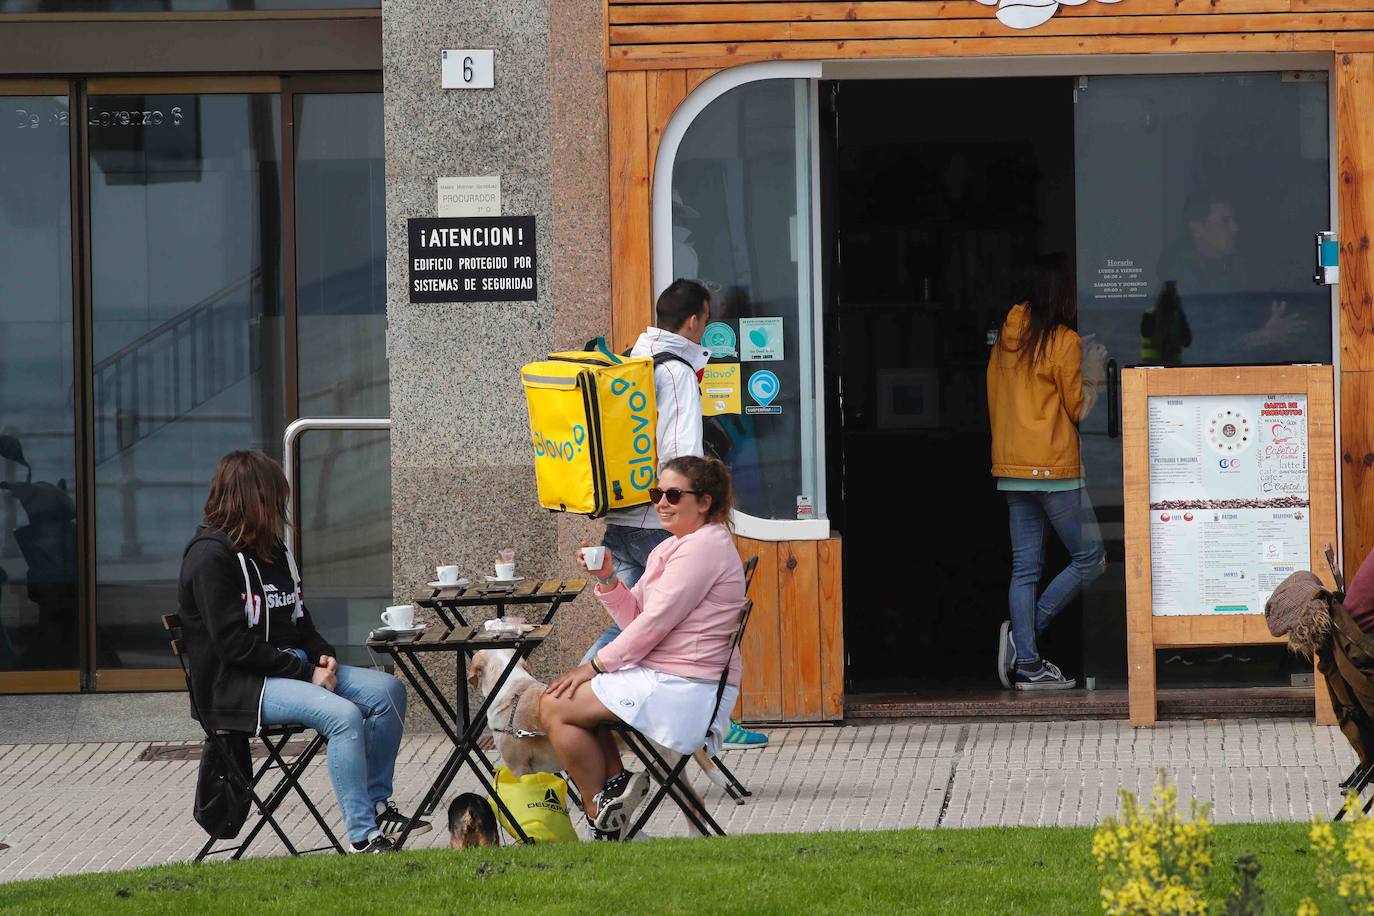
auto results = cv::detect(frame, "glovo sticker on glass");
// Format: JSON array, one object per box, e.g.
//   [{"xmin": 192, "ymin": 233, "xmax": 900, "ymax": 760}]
[{"xmin": 700, "ymin": 363, "xmax": 742, "ymax": 417}]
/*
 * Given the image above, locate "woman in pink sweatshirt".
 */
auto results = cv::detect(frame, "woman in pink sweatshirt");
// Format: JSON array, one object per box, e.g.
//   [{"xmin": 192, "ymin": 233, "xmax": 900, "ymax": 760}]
[{"xmin": 542, "ymin": 456, "xmax": 746, "ymax": 840}]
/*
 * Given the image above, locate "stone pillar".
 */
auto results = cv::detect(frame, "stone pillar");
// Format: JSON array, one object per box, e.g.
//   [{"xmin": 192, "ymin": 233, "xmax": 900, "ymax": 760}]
[{"xmin": 383, "ymin": 0, "xmax": 611, "ymax": 714}]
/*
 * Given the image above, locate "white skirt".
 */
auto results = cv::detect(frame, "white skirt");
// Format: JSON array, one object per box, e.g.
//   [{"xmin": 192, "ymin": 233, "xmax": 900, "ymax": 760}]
[{"xmin": 591, "ymin": 665, "xmax": 739, "ymax": 756}]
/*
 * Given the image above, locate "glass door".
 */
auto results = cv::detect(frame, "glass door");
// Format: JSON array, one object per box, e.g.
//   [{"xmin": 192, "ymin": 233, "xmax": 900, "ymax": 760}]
[
  {"xmin": 1073, "ymin": 71, "xmax": 1332, "ymax": 689},
  {"xmin": 87, "ymin": 78, "xmax": 286, "ymax": 688},
  {"xmin": 0, "ymin": 75, "xmax": 384, "ymax": 695},
  {"xmin": 0, "ymin": 82, "xmax": 81, "ymax": 692}
]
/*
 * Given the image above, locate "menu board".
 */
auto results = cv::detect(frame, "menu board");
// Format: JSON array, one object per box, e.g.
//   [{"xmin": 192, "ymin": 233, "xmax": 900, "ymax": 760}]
[{"xmin": 1147, "ymin": 394, "xmax": 1309, "ymax": 616}]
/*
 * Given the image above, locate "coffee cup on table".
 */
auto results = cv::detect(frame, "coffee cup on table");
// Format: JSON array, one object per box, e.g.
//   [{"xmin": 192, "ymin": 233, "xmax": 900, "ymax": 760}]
[
  {"xmin": 580, "ymin": 545, "xmax": 607, "ymax": 573},
  {"xmin": 494, "ymin": 561, "xmax": 516, "ymax": 580},
  {"xmin": 381, "ymin": 604, "xmax": 415, "ymax": 628},
  {"xmin": 436, "ymin": 565, "xmax": 462, "ymax": 586}
]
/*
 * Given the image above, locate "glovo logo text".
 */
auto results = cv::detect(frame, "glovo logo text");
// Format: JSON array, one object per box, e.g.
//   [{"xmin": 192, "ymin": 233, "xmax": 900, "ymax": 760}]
[
  {"xmin": 609, "ymin": 375, "xmax": 655, "ymax": 492},
  {"xmin": 532, "ymin": 424, "xmax": 586, "ymax": 463}
]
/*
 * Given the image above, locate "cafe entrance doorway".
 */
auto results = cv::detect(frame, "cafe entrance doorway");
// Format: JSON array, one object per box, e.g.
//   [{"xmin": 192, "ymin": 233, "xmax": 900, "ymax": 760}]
[
  {"xmin": 823, "ymin": 71, "xmax": 1332, "ymax": 710},
  {"xmin": 825, "ymin": 76, "xmax": 1081, "ymax": 698}
]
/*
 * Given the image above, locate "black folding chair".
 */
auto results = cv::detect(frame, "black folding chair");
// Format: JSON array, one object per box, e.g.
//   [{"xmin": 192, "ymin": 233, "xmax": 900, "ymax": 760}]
[
  {"xmin": 162, "ymin": 613, "xmax": 345, "ymax": 860},
  {"xmin": 704, "ymin": 554, "xmax": 759, "ymax": 804},
  {"xmin": 611, "ymin": 597, "xmax": 754, "ymax": 839}
]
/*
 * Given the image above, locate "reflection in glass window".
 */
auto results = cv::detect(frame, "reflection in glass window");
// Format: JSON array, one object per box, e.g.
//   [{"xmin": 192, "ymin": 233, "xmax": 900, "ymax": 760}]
[
  {"xmin": 0, "ymin": 95, "xmax": 78, "ymax": 672},
  {"xmin": 294, "ymin": 94, "xmax": 389, "ymax": 659},
  {"xmin": 1074, "ymin": 72, "xmax": 1330, "ymax": 689},
  {"xmin": 90, "ymin": 93, "xmax": 285, "ymax": 669},
  {"xmin": 1075, "ymin": 72, "xmax": 1331, "ymax": 372},
  {"xmin": 295, "ymin": 93, "xmax": 387, "ymax": 419},
  {"xmin": 672, "ymin": 79, "xmax": 818, "ymax": 521},
  {"xmin": 297, "ymin": 428, "xmax": 390, "ymax": 666}
]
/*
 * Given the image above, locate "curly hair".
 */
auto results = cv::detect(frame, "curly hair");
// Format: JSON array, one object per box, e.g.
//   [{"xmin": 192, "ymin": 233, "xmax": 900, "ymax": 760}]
[{"xmin": 660, "ymin": 455, "xmax": 734, "ymax": 528}]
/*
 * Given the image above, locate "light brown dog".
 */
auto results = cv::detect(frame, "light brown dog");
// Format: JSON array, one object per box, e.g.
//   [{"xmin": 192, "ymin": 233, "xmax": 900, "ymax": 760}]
[{"xmin": 467, "ymin": 649, "xmax": 731, "ymax": 789}]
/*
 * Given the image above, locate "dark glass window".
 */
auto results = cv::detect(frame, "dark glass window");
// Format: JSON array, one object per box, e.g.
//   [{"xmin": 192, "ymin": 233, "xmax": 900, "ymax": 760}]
[
  {"xmin": 1075, "ymin": 72, "xmax": 1331, "ymax": 689},
  {"xmin": 294, "ymin": 92, "xmax": 387, "ymax": 418},
  {"xmin": 0, "ymin": 95, "xmax": 78, "ymax": 673},
  {"xmin": 673, "ymin": 79, "xmax": 819, "ymax": 521},
  {"xmin": 293, "ymin": 92, "xmax": 390, "ymax": 664},
  {"xmin": 90, "ymin": 93, "xmax": 285, "ymax": 669}
]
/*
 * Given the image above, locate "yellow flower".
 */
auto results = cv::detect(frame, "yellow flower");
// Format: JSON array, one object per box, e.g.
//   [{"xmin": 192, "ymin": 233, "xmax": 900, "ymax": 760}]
[{"xmin": 1094, "ymin": 774, "xmax": 1213, "ymax": 915}]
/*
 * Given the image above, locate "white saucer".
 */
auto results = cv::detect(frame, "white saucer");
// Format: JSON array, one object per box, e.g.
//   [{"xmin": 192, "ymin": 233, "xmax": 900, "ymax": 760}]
[
  {"xmin": 382, "ymin": 623, "xmax": 426, "ymax": 634},
  {"xmin": 484, "ymin": 575, "xmax": 526, "ymax": 585},
  {"xmin": 428, "ymin": 579, "xmax": 470, "ymax": 589}
]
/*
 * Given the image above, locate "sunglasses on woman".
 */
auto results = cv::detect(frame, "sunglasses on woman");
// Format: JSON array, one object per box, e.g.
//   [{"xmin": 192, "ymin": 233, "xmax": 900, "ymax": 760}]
[{"xmin": 649, "ymin": 487, "xmax": 698, "ymax": 505}]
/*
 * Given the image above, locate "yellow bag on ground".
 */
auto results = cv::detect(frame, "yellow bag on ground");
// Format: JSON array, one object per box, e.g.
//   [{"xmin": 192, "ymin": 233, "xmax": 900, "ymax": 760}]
[
  {"xmin": 520, "ymin": 340, "xmax": 660, "ymax": 517},
  {"xmin": 489, "ymin": 766, "xmax": 579, "ymax": 843}
]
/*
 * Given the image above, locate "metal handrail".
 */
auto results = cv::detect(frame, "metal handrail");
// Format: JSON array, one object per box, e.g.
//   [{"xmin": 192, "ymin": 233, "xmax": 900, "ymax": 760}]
[{"xmin": 282, "ymin": 417, "xmax": 391, "ymax": 537}]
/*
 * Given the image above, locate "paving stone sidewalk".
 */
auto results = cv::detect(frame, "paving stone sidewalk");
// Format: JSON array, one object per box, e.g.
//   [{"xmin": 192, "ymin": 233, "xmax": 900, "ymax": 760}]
[{"xmin": 0, "ymin": 718, "xmax": 1356, "ymax": 883}]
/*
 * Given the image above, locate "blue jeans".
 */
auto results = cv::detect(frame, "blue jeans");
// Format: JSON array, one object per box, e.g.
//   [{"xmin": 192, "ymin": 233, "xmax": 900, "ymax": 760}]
[
  {"xmin": 580, "ymin": 524, "xmax": 672, "ymax": 665},
  {"xmin": 1006, "ymin": 488, "xmax": 1106, "ymax": 668},
  {"xmin": 261, "ymin": 663, "xmax": 407, "ymax": 844}
]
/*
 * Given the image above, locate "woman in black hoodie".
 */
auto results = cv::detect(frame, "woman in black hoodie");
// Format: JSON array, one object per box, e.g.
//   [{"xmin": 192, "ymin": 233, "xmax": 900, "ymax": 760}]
[{"xmin": 178, "ymin": 450, "xmax": 424, "ymax": 853}]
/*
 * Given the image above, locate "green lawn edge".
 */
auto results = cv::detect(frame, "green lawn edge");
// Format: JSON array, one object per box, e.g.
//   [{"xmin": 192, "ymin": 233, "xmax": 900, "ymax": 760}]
[{"xmin": 0, "ymin": 823, "xmax": 1321, "ymax": 915}]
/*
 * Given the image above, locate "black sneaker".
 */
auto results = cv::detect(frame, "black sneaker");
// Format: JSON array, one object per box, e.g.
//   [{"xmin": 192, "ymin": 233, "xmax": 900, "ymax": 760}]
[
  {"xmin": 591, "ymin": 770, "xmax": 649, "ymax": 837},
  {"xmin": 1013, "ymin": 659, "xmax": 1077, "ymax": 691},
  {"xmin": 997, "ymin": 621, "xmax": 1016, "ymax": 690},
  {"xmin": 589, "ymin": 823, "xmax": 621, "ymax": 841},
  {"xmin": 376, "ymin": 800, "xmax": 431, "ymax": 840},
  {"xmin": 349, "ymin": 834, "xmax": 397, "ymax": 854}
]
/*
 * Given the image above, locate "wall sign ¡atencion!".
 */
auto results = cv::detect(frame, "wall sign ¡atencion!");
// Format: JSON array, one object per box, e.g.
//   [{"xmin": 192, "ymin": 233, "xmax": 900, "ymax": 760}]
[
  {"xmin": 407, "ymin": 216, "xmax": 537, "ymax": 303},
  {"xmin": 975, "ymin": 0, "xmax": 1120, "ymax": 30}
]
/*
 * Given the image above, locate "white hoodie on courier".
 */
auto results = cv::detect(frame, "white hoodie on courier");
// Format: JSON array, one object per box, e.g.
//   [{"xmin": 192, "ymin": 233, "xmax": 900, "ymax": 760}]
[{"xmin": 603, "ymin": 327, "xmax": 711, "ymax": 530}]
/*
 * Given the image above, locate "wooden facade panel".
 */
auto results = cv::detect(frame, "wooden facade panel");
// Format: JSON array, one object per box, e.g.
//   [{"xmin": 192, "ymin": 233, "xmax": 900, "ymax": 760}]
[
  {"xmin": 686, "ymin": 68, "xmax": 718, "ymax": 93},
  {"xmin": 1152, "ymin": 615, "xmax": 1286, "ymax": 648},
  {"xmin": 606, "ymin": 0, "xmax": 1374, "ymax": 67},
  {"xmin": 778, "ymin": 540, "xmax": 821, "ymax": 718},
  {"xmin": 1121, "ymin": 369, "xmax": 1156, "ymax": 725},
  {"xmin": 1339, "ymin": 53, "xmax": 1374, "ymax": 372},
  {"xmin": 608, "ymin": 32, "xmax": 1306, "ymax": 68},
  {"xmin": 608, "ymin": 71, "xmax": 652, "ymax": 352},
  {"xmin": 737, "ymin": 538, "xmax": 783, "ymax": 719},
  {"xmin": 1341, "ymin": 372, "xmax": 1374, "ymax": 570},
  {"xmin": 611, "ymin": 12, "xmax": 1374, "ymax": 43},
  {"xmin": 646, "ymin": 69, "xmax": 688, "ymax": 189},
  {"xmin": 609, "ymin": 0, "xmax": 1303, "ymax": 21},
  {"xmin": 817, "ymin": 536, "xmax": 845, "ymax": 720},
  {"xmin": 732, "ymin": 535, "xmax": 841, "ymax": 722}
]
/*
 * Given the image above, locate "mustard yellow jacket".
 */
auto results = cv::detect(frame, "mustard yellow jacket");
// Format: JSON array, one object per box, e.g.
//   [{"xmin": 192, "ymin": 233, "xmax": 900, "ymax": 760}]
[{"xmin": 987, "ymin": 303, "xmax": 1085, "ymax": 480}]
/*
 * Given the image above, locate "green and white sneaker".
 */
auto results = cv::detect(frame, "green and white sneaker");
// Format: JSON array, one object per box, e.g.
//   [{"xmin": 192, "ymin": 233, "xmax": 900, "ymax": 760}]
[{"xmin": 722, "ymin": 720, "xmax": 768, "ymax": 750}]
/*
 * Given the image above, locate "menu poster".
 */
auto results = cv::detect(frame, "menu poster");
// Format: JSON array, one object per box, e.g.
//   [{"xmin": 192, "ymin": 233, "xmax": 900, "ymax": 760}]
[{"xmin": 1147, "ymin": 394, "xmax": 1309, "ymax": 616}]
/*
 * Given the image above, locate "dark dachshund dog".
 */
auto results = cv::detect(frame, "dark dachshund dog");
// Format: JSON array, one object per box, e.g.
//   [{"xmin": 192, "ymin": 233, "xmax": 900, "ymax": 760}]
[{"xmin": 448, "ymin": 793, "xmax": 500, "ymax": 848}]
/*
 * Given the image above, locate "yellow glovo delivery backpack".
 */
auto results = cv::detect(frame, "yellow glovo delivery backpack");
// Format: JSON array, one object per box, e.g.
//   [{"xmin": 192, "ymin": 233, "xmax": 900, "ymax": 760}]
[{"xmin": 521, "ymin": 338, "xmax": 678, "ymax": 517}]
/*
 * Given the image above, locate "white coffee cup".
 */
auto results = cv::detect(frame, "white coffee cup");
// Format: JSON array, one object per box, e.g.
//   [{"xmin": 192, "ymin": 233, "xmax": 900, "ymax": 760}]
[
  {"xmin": 494, "ymin": 561, "xmax": 516, "ymax": 580},
  {"xmin": 381, "ymin": 604, "xmax": 415, "ymax": 628},
  {"xmin": 436, "ymin": 565, "xmax": 461, "ymax": 585},
  {"xmin": 580, "ymin": 546, "xmax": 607, "ymax": 573}
]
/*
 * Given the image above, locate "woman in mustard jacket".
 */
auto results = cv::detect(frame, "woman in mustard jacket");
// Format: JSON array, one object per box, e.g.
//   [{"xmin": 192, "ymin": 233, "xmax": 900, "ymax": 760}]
[{"xmin": 986, "ymin": 258, "xmax": 1108, "ymax": 691}]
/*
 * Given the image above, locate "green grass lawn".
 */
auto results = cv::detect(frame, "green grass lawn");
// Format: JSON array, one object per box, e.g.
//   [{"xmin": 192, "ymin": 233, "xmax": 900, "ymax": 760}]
[{"xmin": 0, "ymin": 823, "xmax": 1324, "ymax": 914}]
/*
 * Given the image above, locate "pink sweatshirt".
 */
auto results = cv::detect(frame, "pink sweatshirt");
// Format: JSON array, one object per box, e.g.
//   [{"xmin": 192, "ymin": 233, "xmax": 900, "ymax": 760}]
[{"xmin": 593, "ymin": 522, "xmax": 745, "ymax": 687}]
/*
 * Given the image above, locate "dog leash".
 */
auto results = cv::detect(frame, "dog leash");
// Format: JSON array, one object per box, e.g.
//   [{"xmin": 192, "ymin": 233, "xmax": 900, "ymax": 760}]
[{"xmin": 488, "ymin": 688, "xmax": 546, "ymax": 739}]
